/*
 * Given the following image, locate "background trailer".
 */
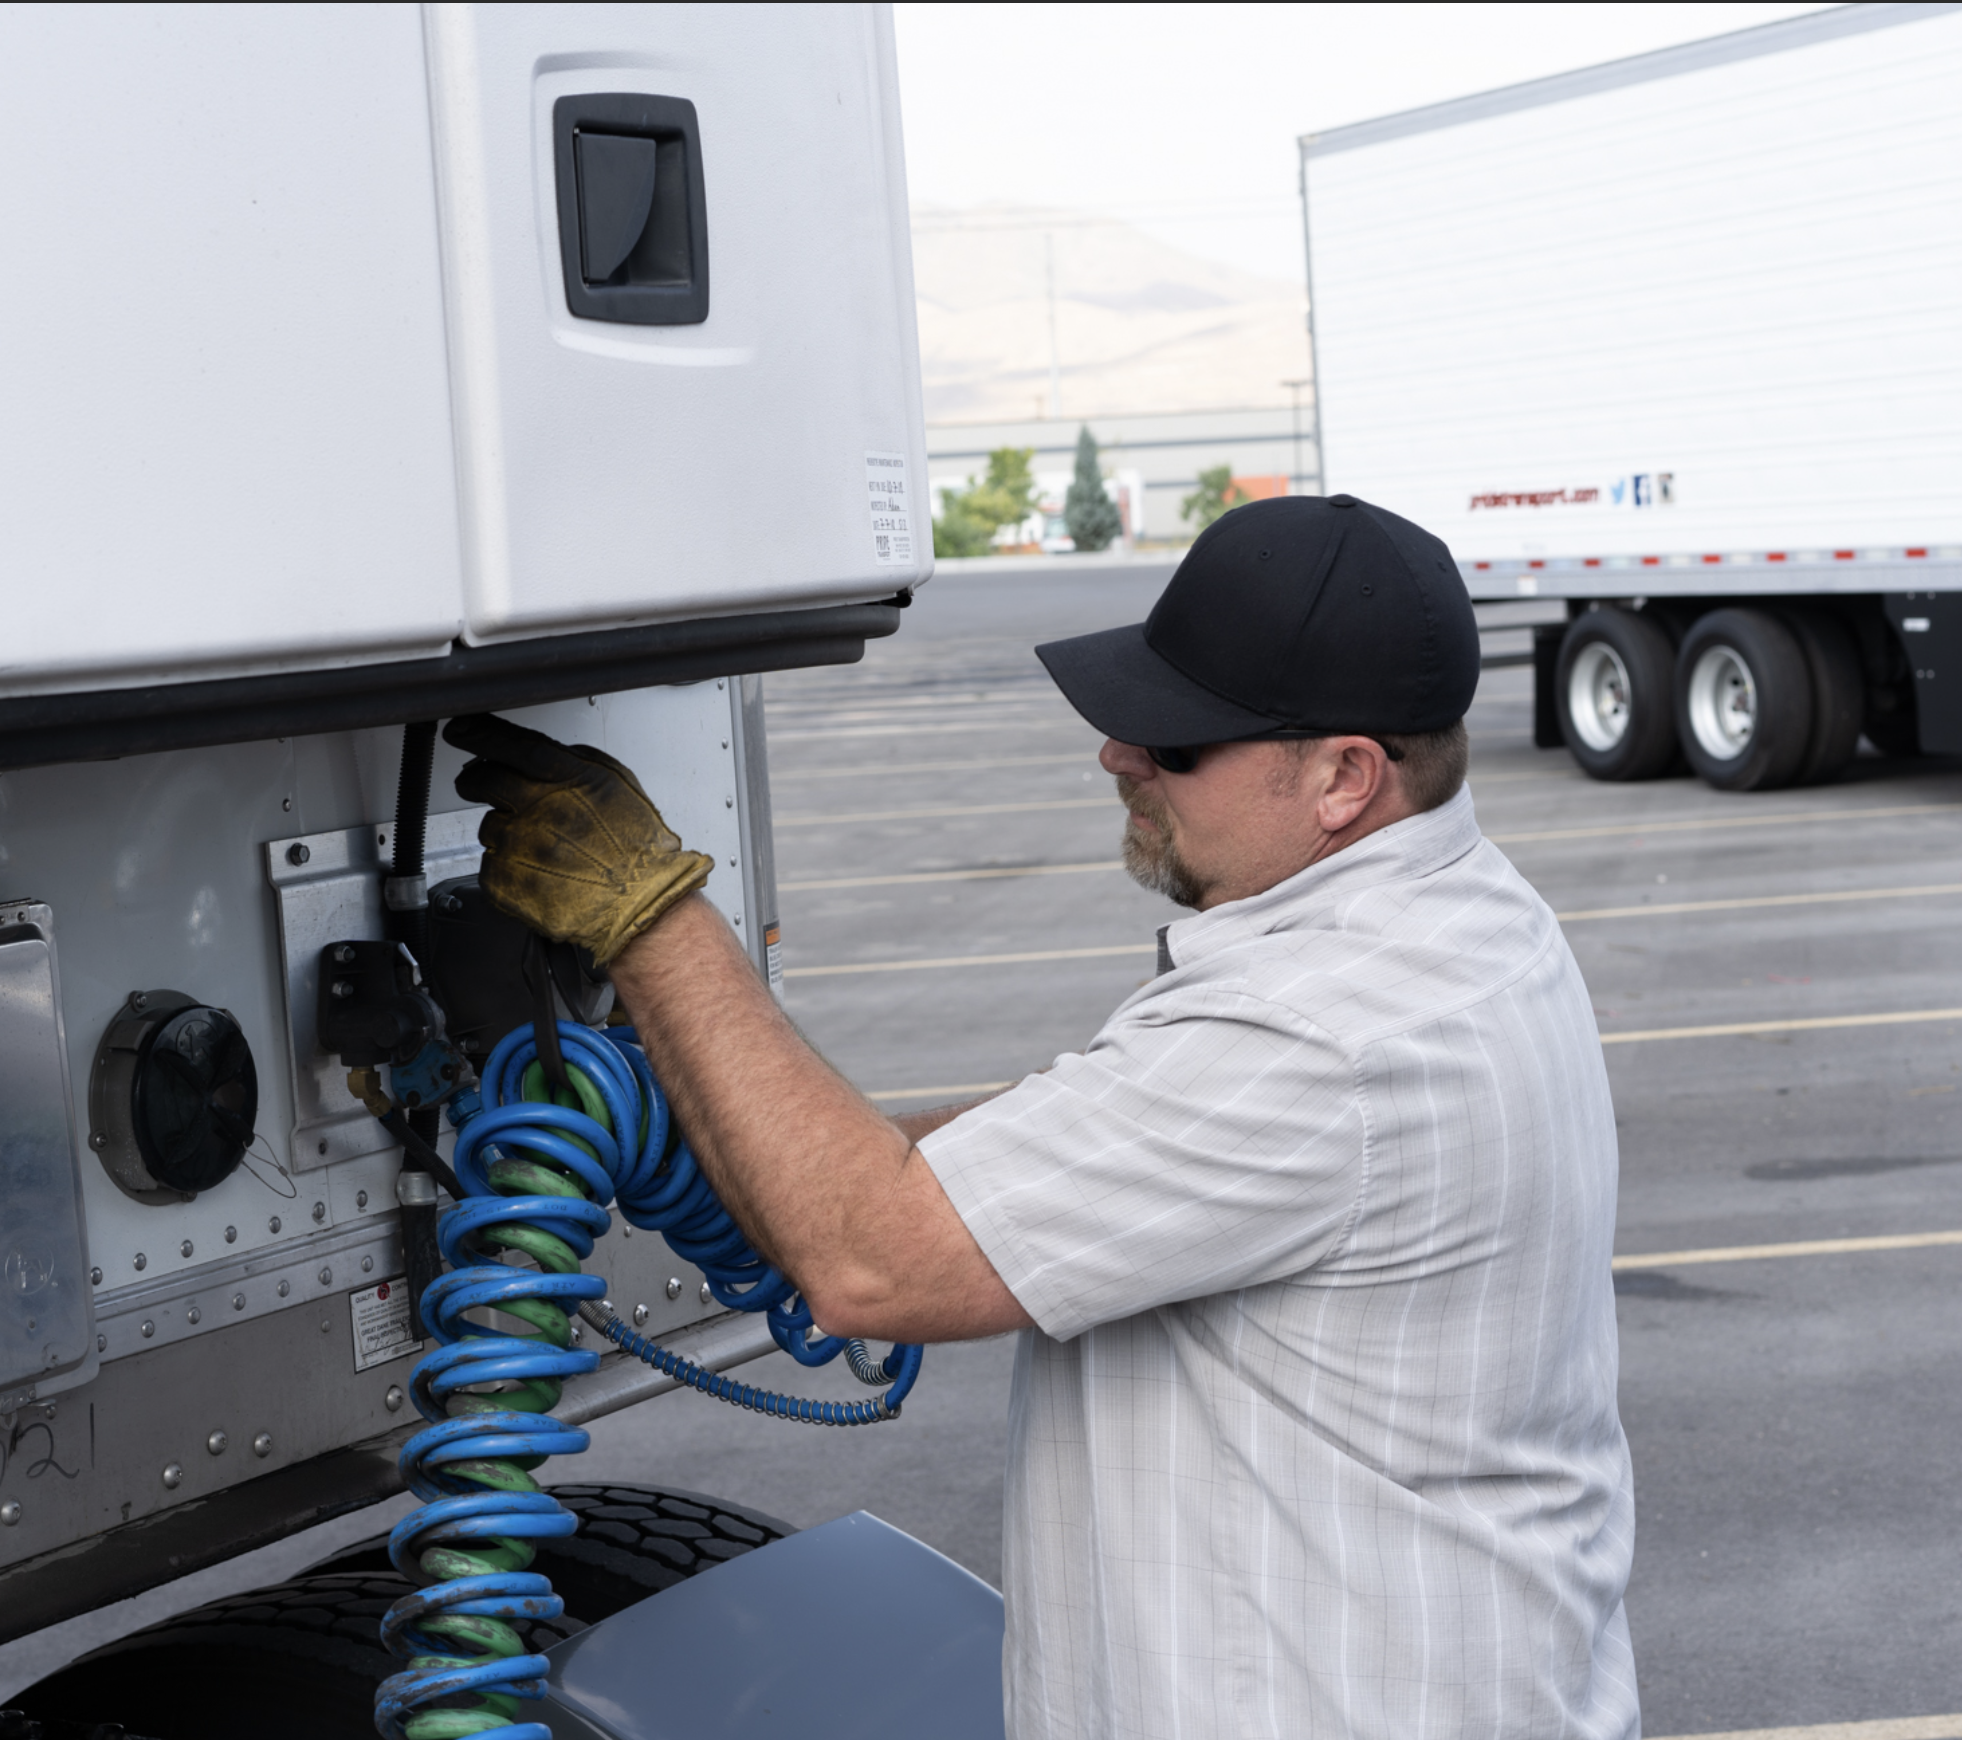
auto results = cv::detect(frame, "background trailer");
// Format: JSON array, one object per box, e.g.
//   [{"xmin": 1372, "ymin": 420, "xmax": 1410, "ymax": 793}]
[{"xmin": 1300, "ymin": 1, "xmax": 1962, "ymax": 790}]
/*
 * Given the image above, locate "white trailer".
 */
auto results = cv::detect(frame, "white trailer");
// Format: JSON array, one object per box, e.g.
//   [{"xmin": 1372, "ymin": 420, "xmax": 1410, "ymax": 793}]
[
  {"xmin": 1299, "ymin": 1, "xmax": 1962, "ymax": 788},
  {"xmin": 0, "ymin": 9, "xmax": 1007, "ymax": 1738}
]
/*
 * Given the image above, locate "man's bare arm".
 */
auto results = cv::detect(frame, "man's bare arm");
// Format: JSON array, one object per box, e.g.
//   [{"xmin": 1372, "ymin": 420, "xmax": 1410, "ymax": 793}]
[{"xmin": 608, "ymin": 896, "xmax": 1033, "ymax": 1344}]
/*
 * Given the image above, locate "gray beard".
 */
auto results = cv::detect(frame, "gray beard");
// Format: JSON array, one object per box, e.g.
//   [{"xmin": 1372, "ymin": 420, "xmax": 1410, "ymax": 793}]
[{"xmin": 1121, "ymin": 816, "xmax": 1207, "ymax": 909}]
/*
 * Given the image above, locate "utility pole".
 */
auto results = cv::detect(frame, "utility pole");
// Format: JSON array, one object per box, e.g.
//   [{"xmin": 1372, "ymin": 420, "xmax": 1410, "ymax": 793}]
[
  {"xmin": 1282, "ymin": 377, "xmax": 1311, "ymax": 495},
  {"xmin": 1045, "ymin": 232, "xmax": 1062, "ymax": 421}
]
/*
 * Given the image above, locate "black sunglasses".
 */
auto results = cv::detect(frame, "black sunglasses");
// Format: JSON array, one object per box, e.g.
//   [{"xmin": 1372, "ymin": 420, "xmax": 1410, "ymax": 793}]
[{"xmin": 1145, "ymin": 733, "xmax": 1404, "ymax": 775}]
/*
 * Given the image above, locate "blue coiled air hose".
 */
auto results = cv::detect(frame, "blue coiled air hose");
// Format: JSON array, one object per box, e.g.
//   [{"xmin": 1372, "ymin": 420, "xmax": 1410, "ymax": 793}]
[{"xmin": 374, "ymin": 1020, "xmax": 923, "ymax": 1740}]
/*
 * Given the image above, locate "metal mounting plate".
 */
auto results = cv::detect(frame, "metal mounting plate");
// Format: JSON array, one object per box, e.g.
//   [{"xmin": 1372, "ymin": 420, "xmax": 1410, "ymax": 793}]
[{"xmin": 266, "ymin": 810, "xmax": 486, "ymax": 1173}]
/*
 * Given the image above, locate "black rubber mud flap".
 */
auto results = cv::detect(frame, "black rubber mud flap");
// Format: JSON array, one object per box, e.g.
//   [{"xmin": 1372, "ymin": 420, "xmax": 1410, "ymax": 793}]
[{"xmin": 1532, "ymin": 623, "xmax": 1565, "ymax": 749}]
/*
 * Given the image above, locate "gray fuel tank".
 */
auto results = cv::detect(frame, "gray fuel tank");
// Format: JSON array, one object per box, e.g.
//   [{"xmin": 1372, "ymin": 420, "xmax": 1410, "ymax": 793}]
[{"xmin": 542, "ymin": 1510, "xmax": 1005, "ymax": 1740}]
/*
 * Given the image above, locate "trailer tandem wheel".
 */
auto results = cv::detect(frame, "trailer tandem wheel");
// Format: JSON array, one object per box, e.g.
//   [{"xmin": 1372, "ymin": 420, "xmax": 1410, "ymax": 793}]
[
  {"xmin": 10, "ymin": 1485, "xmax": 792, "ymax": 1740},
  {"xmin": 1554, "ymin": 608, "xmax": 1680, "ymax": 780},
  {"xmin": 1782, "ymin": 609, "xmax": 1864, "ymax": 785},
  {"xmin": 1674, "ymin": 608, "xmax": 1812, "ymax": 790}
]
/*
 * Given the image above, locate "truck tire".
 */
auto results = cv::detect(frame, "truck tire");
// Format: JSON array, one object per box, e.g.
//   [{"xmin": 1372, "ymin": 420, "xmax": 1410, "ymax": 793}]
[
  {"xmin": 308, "ymin": 1482, "xmax": 796, "ymax": 1618},
  {"xmin": 1783, "ymin": 609, "xmax": 1864, "ymax": 784},
  {"xmin": 1554, "ymin": 608, "xmax": 1679, "ymax": 780},
  {"xmin": 1674, "ymin": 608, "xmax": 1812, "ymax": 790},
  {"xmin": 11, "ymin": 1485, "xmax": 791, "ymax": 1740}
]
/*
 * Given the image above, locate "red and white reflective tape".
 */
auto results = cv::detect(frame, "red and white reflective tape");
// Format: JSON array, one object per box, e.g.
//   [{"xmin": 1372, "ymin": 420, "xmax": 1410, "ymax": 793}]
[
  {"xmin": 1467, "ymin": 544, "xmax": 1958, "ymax": 574},
  {"xmin": 1463, "ymin": 545, "xmax": 1962, "ymax": 593}
]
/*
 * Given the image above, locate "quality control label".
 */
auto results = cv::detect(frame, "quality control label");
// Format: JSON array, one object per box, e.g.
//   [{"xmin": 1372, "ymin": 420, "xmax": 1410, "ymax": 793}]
[
  {"xmin": 350, "ymin": 1276, "xmax": 422, "ymax": 1372},
  {"xmin": 865, "ymin": 451, "xmax": 914, "ymax": 567}
]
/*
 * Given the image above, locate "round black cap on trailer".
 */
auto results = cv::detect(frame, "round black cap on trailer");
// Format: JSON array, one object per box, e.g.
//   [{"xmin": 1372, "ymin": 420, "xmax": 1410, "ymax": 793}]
[
  {"xmin": 133, "ymin": 1004, "xmax": 258, "ymax": 1193},
  {"xmin": 1035, "ymin": 495, "xmax": 1479, "ymax": 746}
]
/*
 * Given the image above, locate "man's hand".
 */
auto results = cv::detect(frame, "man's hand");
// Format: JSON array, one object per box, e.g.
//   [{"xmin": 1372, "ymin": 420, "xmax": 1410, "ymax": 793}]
[{"xmin": 445, "ymin": 713, "xmax": 713, "ymax": 964}]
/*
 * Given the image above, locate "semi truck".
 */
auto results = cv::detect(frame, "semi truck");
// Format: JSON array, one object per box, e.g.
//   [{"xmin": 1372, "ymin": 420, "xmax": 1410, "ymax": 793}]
[
  {"xmin": 0, "ymin": 8, "xmax": 1006, "ymax": 1738},
  {"xmin": 1298, "ymin": 0, "xmax": 1962, "ymax": 789}
]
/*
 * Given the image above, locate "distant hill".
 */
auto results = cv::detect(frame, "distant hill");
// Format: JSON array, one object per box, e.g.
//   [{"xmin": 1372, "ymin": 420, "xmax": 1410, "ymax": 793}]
[{"xmin": 912, "ymin": 207, "xmax": 1311, "ymax": 424}]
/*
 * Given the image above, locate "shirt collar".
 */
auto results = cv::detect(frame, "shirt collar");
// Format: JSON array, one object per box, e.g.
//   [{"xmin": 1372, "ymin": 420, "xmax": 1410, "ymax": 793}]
[{"xmin": 1161, "ymin": 786, "xmax": 1482, "ymax": 966}]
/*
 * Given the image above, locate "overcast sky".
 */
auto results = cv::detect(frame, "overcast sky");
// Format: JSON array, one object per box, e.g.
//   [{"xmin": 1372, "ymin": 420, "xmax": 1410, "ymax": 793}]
[{"xmin": 894, "ymin": 2, "xmax": 1832, "ymax": 283}]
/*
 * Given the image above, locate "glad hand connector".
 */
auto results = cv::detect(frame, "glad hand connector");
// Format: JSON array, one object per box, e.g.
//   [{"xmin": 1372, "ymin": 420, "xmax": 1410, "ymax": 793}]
[{"xmin": 315, "ymin": 939, "xmax": 466, "ymax": 1114}]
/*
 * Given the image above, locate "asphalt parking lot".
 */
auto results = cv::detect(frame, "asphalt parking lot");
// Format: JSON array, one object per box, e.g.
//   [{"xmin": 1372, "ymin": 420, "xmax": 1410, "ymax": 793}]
[
  {"xmin": 636, "ymin": 559, "xmax": 1962, "ymax": 1739},
  {"xmin": 5, "ymin": 561, "xmax": 1958, "ymax": 1733}
]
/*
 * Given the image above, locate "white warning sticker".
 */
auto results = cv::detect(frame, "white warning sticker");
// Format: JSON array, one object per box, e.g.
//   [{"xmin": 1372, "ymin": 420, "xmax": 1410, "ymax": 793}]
[
  {"xmin": 865, "ymin": 451, "xmax": 915, "ymax": 567},
  {"xmin": 349, "ymin": 1276, "xmax": 422, "ymax": 1372}
]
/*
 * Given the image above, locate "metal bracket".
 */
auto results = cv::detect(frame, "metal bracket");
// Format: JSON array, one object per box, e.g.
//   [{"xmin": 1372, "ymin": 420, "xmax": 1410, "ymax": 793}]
[{"xmin": 266, "ymin": 811, "xmax": 485, "ymax": 1173}]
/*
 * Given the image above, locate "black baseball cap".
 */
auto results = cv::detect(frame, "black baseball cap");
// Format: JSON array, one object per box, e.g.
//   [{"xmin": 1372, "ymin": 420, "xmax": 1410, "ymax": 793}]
[{"xmin": 1035, "ymin": 494, "xmax": 1479, "ymax": 746}]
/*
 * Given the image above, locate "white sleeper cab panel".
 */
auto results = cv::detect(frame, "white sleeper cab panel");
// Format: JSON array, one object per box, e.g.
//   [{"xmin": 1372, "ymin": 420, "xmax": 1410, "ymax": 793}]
[
  {"xmin": 0, "ymin": 4, "xmax": 464, "ymax": 696},
  {"xmin": 428, "ymin": 3, "xmax": 930, "ymax": 642},
  {"xmin": 1302, "ymin": 5, "xmax": 1962, "ymax": 569},
  {"xmin": 0, "ymin": 4, "xmax": 927, "ymax": 696}
]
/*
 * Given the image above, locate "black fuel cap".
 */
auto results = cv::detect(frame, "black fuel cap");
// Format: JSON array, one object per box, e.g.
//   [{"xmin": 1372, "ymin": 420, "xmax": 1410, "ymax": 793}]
[{"xmin": 132, "ymin": 1004, "xmax": 257, "ymax": 1193}]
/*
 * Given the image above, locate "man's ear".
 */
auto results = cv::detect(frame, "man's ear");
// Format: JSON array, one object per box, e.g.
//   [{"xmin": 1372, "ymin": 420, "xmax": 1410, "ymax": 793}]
[{"xmin": 1315, "ymin": 737, "xmax": 1390, "ymax": 833}]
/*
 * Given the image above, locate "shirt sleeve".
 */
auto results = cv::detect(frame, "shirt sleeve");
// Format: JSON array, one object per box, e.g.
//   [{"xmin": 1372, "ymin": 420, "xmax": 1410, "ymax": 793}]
[{"xmin": 918, "ymin": 977, "xmax": 1368, "ymax": 1340}]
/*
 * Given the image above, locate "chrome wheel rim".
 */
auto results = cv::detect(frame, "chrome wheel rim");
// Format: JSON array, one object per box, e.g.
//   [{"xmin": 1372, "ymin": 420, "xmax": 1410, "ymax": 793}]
[
  {"xmin": 1686, "ymin": 644, "xmax": 1756, "ymax": 760},
  {"xmin": 1567, "ymin": 640, "xmax": 1633, "ymax": 752}
]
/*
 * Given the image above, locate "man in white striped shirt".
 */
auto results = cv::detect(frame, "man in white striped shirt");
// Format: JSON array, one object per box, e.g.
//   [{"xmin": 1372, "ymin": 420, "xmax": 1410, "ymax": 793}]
[{"xmin": 451, "ymin": 492, "xmax": 1638, "ymax": 1739}]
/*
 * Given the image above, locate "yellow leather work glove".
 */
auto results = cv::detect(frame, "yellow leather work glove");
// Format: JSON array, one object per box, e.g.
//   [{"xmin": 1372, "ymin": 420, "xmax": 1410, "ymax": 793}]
[{"xmin": 444, "ymin": 713, "xmax": 714, "ymax": 965}]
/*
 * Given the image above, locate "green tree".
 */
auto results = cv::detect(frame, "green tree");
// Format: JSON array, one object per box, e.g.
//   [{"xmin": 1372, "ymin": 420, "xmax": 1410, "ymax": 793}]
[
  {"xmin": 965, "ymin": 446, "xmax": 1037, "ymax": 533},
  {"xmin": 931, "ymin": 489, "xmax": 997, "ymax": 558},
  {"xmin": 1063, "ymin": 425, "xmax": 1123, "ymax": 552},
  {"xmin": 932, "ymin": 446, "xmax": 1038, "ymax": 557},
  {"xmin": 1181, "ymin": 463, "xmax": 1237, "ymax": 532}
]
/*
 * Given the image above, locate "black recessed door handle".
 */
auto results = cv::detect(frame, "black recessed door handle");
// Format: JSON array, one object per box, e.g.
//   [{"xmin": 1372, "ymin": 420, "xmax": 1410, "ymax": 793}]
[
  {"xmin": 575, "ymin": 131, "xmax": 661, "ymax": 284},
  {"xmin": 553, "ymin": 94, "xmax": 709, "ymax": 326}
]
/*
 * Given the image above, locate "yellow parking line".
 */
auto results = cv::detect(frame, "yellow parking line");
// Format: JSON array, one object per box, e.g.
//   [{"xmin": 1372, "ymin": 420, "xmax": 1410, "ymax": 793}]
[
  {"xmin": 1600, "ymin": 1008, "xmax": 1962, "ymax": 1044},
  {"xmin": 789, "ymin": 872, "xmax": 1962, "ymax": 905},
  {"xmin": 782, "ymin": 860, "xmax": 1121, "ymax": 892},
  {"xmin": 1615, "ymin": 1231, "xmax": 1962, "ymax": 1271},
  {"xmin": 777, "ymin": 797, "xmax": 1117, "ymax": 828},
  {"xmin": 1560, "ymin": 882, "xmax": 1962, "ymax": 922},
  {"xmin": 777, "ymin": 752, "xmax": 1096, "ymax": 782},
  {"xmin": 772, "ymin": 717, "xmax": 1085, "ymax": 743},
  {"xmin": 786, "ymin": 943, "xmax": 1154, "ymax": 979},
  {"xmin": 771, "ymin": 699, "xmax": 1049, "ymax": 724},
  {"xmin": 866, "ymin": 1080, "xmax": 1014, "ymax": 1103},
  {"xmin": 781, "ymin": 790, "xmax": 1955, "ymax": 834},
  {"xmin": 788, "ymin": 871, "xmax": 1962, "ymax": 904},
  {"xmin": 1650, "ymin": 1718, "xmax": 1962, "ymax": 1740},
  {"xmin": 1490, "ymin": 801, "xmax": 1962, "ymax": 847}
]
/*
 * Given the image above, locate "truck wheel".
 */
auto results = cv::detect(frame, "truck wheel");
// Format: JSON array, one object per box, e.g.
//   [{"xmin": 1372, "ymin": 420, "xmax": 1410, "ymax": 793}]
[
  {"xmin": 1674, "ymin": 608, "xmax": 1811, "ymax": 790},
  {"xmin": 308, "ymin": 1482, "xmax": 796, "ymax": 1619},
  {"xmin": 1783, "ymin": 610, "xmax": 1864, "ymax": 784},
  {"xmin": 1554, "ymin": 608, "xmax": 1679, "ymax": 779},
  {"xmin": 11, "ymin": 1485, "xmax": 790, "ymax": 1740}
]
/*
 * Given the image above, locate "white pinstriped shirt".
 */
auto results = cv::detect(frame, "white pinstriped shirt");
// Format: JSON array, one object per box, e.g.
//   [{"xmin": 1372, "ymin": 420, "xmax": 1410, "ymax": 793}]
[{"xmin": 921, "ymin": 789, "xmax": 1638, "ymax": 1740}]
